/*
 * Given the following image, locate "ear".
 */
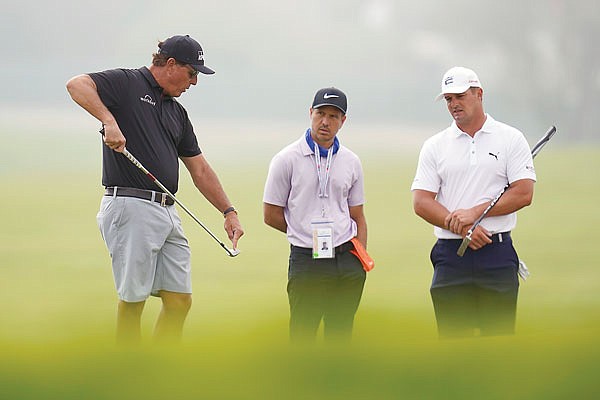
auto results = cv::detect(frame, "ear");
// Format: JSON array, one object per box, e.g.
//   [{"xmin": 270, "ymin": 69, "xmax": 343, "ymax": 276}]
[
  {"xmin": 340, "ymin": 114, "xmax": 347, "ymax": 127},
  {"xmin": 165, "ymin": 58, "xmax": 178, "ymax": 70}
]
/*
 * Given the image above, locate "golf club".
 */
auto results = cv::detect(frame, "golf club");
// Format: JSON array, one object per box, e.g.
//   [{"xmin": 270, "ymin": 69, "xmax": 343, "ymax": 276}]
[
  {"xmin": 456, "ymin": 125, "xmax": 557, "ymax": 257},
  {"xmin": 100, "ymin": 128, "xmax": 240, "ymax": 257}
]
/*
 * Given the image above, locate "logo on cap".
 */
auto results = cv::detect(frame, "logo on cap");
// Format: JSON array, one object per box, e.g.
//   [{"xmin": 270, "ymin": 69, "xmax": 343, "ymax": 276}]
[
  {"xmin": 312, "ymin": 87, "xmax": 347, "ymax": 114},
  {"xmin": 444, "ymin": 76, "xmax": 454, "ymax": 85},
  {"xmin": 198, "ymin": 50, "xmax": 204, "ymax": 61}
]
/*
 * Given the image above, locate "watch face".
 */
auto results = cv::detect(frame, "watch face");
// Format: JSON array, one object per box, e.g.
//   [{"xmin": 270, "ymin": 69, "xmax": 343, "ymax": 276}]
[{"xmin": 223, "ymin": 207, "xmax": 236, "ymax": 216}]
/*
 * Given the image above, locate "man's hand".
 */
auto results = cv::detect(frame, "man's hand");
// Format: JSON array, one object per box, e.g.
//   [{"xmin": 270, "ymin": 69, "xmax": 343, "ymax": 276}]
[
  {"xmin": 224, "ymin": 213, "xmax": 244, "ymax": 250},
  {"xmin": 445, "ymin": 208, "xmax": 479, "ymax": 234},
  {"xmin": 446, "ymin": 209, "xmax": 493, "ymax": 251},
  {"xmin": 465, "ymin": 225, "xmax": 493, "ymax": 250},
  {"xmin": 102, "ymin": 121, "xmax": 126, "ymax": 153}
]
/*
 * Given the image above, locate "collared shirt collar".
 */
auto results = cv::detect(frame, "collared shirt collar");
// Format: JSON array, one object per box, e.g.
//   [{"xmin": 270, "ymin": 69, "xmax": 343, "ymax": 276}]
[
  {"xmin": 140, "ymin": 66, "xmax": 173, "ymax": 100},
  {"xmin": 451, "ymin": 113, "xmax": 497, "ymax": 137},
  {"xmin": 304, "ymin": 128, "xmax": 340, "ymax": 157},
  {"xmin": 300, "ymin": 130, "xmax": 341, "ymax": 157},
  {"xmin": 301, "ymin": 134, "xmax": 314, "ymax": 156}
]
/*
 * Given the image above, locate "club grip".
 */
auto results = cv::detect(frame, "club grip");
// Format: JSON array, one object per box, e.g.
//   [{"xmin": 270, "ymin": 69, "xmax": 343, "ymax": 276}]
[{"xmin": 456, "ymin": 237, "xmax": 470, "ymax": 256}]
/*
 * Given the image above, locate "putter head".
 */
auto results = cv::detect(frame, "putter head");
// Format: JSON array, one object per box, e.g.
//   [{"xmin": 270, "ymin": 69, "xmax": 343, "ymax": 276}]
[
  {"xmin": 219, "ymin": 242, "xmax": 240, "ymax": 257},
  {"xmin": 227, "ymin": 248, "xmax": 240, "ymax": 257},
  {"xmin": 456, "ymin": 237, "xmax": 471, "ymax": 257}
]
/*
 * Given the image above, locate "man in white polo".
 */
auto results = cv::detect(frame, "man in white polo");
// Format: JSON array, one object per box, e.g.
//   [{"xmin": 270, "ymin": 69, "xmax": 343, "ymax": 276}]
[
  {"xmin": 263, "ymin": 87, "xmax": 368, "ymax": 343},
  {"xmin": 411, "ymin": 67, "xmax": 536, "ymax": 337}
]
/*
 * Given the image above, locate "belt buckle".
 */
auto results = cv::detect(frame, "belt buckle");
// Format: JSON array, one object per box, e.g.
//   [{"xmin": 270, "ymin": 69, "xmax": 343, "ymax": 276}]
[{"xmin": 160, "ymin": 193, "xmax": 167, "ymax": 207}]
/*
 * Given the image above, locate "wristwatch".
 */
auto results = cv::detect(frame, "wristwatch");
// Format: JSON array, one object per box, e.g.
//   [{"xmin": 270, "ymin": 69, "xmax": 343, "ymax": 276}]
[{"xmin": 223, "ymin": 206, "xmax": 237, "ymax": 217}]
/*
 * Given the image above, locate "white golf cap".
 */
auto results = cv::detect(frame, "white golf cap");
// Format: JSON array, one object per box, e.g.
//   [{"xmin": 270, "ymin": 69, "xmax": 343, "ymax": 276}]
[{"xmin": 435, "ymin": 66, "xmax": 482, "ymax": 100}]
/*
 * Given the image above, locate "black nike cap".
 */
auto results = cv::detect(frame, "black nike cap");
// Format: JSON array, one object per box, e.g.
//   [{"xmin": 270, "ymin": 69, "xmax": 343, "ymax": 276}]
[{"xmin": 311, "ymin": 87, "xmax": 347, "ymax": 114}]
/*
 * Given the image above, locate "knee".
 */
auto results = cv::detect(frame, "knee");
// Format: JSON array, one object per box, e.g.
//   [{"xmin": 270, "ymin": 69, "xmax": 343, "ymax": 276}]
[{"xmin": 161, "ymin": 292, "xmax": 192, "ymax": 314}]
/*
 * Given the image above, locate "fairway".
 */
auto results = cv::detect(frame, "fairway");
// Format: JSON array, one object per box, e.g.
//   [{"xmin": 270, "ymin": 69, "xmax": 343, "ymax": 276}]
[{"xmin": 1, "ymin": 127, "xmax": 599, "ymax": 399}]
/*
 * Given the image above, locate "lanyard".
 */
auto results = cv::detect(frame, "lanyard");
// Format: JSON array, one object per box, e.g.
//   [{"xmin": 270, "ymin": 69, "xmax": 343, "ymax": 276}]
[{"xmin": 314, "ymin": 143, "xmax": 334, "ymax": 199}]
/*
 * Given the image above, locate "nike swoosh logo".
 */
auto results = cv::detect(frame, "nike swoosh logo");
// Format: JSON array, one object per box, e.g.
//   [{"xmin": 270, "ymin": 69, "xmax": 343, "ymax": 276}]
[{"xmin": 323, "ymin": 94, "xmax": 339, "ymax": 99}]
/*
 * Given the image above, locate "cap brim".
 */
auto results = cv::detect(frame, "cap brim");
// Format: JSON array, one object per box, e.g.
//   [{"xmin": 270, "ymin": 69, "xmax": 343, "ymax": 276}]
[
  {"xmin": 313, "ymin": 103, "xmax": 346, "ymax": 114},
  {"xmin": 434, "ymin": 85, "xmax": 471, "ymax": 101},
  {"xmin": 192, "ymin": 64, "xmax": 215, "ymax": 75}
]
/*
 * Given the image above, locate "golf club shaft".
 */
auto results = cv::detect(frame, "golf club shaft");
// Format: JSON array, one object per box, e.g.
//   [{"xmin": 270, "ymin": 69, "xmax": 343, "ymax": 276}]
[
  {"xmin": 120, "ymin": 149, "xmax": 239, "ymax": 257},
  {"xmin": 456, "ymin": 125, "xmax": 557, "ymax": 256},
  {"xmin": 99, "ymin": 128, "xmax": 238, "ymax": 256}
]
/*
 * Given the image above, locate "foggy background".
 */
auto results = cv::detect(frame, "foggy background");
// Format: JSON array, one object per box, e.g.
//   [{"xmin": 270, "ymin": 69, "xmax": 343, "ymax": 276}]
[{"xmin": 1, "ymin": 0, "xmax": 599, "ymax": 150}]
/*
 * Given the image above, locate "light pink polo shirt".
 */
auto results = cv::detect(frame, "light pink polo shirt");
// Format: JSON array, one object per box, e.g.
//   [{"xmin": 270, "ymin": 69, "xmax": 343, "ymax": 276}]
[{"xmin": 263, "ymin": 135, "xmax": 365, "ymax": 248}]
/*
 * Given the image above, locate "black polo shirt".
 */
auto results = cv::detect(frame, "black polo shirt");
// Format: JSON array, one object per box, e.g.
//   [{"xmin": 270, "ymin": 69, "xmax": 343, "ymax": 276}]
[{"xmin": 89, "ymin": 67, "xmax": 202, "ymax": 194}]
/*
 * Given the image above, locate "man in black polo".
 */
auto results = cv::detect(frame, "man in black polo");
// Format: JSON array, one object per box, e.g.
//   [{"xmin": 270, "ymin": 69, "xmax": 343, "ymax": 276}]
[{"xmin": 66, "ymin": 34, "xmax": 244, "ymax": 344}]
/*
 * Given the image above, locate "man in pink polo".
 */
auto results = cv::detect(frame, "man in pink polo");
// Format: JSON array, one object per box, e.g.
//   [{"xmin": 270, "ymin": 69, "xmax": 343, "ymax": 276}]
[{"xmin": 263, "ymin": 87, "xmax": 368, "ymax": 343}]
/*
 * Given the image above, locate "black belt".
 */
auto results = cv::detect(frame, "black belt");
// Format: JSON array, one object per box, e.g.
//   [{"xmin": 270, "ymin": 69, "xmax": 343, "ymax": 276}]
[
  {"xmin": 291, "ymin": 240, "xmax": 354, "ymax": 255},
  {"xmin": 490, "ymin": 232, "xmax": 510, "ymax": 243},
  {"xmin": 439, "ymin": 231, "xmax": 511, "ymax": 243},
  {"xmin": 104, "ymin": 187, "xmax": 174, "ymax": 206}
]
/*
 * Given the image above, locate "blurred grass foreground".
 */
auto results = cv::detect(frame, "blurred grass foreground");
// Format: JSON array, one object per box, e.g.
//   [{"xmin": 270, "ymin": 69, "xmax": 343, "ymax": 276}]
[{"xmin": 1, "ymin": 130, "xmax": 599, "ymax": 399}]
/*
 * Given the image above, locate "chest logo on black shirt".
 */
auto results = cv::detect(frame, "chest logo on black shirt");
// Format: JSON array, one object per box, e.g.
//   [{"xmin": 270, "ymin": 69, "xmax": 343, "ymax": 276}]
[{"xmin": 140, "ymin": 94, "xmax": 156, "ymax": 106}]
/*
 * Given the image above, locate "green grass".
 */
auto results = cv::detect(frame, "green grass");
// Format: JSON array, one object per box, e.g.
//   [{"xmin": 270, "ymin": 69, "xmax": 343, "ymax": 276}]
[{"xmin": 1, "ymin": 147, "xmax": 599, "ymax": 399}]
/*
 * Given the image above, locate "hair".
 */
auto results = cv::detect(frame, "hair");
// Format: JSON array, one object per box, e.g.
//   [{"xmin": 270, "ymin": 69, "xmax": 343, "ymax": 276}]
[
  {"xmin": 151, "ymin": 40, "xmax": 167, "ymax": 66},
  {"xmin": 470, "ymin": 87, "xmax": 483, "ymax": 99},
  {"xmin": 152, "ymin": 41, "xmax": 187, "ymax": 67}
]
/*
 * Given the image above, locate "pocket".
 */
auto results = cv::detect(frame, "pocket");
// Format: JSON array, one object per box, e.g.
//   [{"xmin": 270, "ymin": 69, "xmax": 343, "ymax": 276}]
[
  {"xmin": 430, "ymin": 242, "xmax": 440, "ymax": 267},
  {"xmin": 288, "ymin": 249, "xmax": 315, "ymax": 278},
  {"xmin": 96, "ymin": 197, "xmax": 111, "ymax": 232},
  {"xmin": 112, "ymin": 197, "xmax": 127, "ymax": 228},
  {"xmin": 96, "ymin": 197, "xmax": 125, "ymax": 251}
]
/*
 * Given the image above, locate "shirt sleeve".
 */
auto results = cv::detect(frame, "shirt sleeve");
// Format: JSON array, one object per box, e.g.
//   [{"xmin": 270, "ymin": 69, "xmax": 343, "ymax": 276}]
[
  {"xmin": 263, "ymin": 153, "xmax": 291, "ymax": 207},
  {"xmin": 176, "ymin": 112, "xmax": 202, "ymax": 157},
  {"xmin": 347, "ymin": 156, "xmax": 365, "ymax": 207},
  {"xmin": 411, "ymin": 138, "xmax": 441, "ymax": 193},
  {"xmin": 88, "ymin": 69, "xmax": 129, "ymax": 108},
  {"xmin": 507, "ymin": 131, "xmax": 537, "ymax": 184}
]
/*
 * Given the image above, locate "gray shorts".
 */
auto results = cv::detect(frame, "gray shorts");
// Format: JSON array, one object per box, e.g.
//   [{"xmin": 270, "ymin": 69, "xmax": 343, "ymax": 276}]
[{"xmin": 96, "ymin": 194, "xmax": 192, "ymax": 302}]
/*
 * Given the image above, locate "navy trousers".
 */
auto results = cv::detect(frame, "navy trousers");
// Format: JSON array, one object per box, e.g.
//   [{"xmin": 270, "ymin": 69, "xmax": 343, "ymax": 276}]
[
  {"xmin": 287, "ymin": 243, "xmax": 366, "ymax": 343},
  {"xmin": 429, "ymin": 233, "xmax": 519, "ymax": 337}
]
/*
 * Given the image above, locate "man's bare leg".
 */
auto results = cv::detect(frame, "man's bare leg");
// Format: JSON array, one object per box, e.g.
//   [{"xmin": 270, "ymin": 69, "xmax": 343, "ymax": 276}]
[
  {"xmin": 153, "ymin": 290, "xmax": 192, "ymax": 343},
  {"xmin": 116, "ymin": 300, "xmax": 146, "ymax": 345}
]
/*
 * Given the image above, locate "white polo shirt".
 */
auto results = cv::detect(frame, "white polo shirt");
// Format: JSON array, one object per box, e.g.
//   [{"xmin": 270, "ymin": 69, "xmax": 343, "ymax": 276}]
[
  {"xmin": 263, "ymin": 134, "xmax": 365, "ymax": 248},
  {"xmin": 411, "ymin": 115, "xmax": 536, "ymax": 239}
]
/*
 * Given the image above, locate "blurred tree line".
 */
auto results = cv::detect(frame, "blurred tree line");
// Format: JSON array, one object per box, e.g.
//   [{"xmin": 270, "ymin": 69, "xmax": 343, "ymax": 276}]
[
  {"xmin": 3, "ymin": 0, "xmax": 598, "ymax": 142},
  {"xmin": 434, "ymin": 0, "xmax": 599, "ymax": 142}
]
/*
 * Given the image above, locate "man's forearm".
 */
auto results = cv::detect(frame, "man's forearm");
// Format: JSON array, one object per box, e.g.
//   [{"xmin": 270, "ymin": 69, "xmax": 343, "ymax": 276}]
[
  {"xmin": 413, "ymin": 191, "xmax": 451, "ymax": 229},
  {"xmin": 263, "ymin": 203, "xmax": 287, "ymax": 233}
]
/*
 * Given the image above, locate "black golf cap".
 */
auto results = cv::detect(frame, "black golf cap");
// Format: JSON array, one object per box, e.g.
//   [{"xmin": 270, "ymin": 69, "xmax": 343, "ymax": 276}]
[
  {"xmin": 311, "ymin": 87, "xmax": 347, "ymax": 114},
  {"xmin": 158, "ymin": 35, "xmax": 215, "ymax": 75}
]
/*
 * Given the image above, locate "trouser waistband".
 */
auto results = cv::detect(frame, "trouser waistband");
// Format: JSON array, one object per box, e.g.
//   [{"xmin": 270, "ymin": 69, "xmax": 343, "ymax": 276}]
[
  {"xmin": 438, "ymin": 231, "xmax": 511, "ymax": 243},
  {"xmin": 290, "ymin": 240, "xmax": 354, "ymax": 256},
  {"xmin": 104, "ymin": 187, "xmax": 174, "ymax": 206}
]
